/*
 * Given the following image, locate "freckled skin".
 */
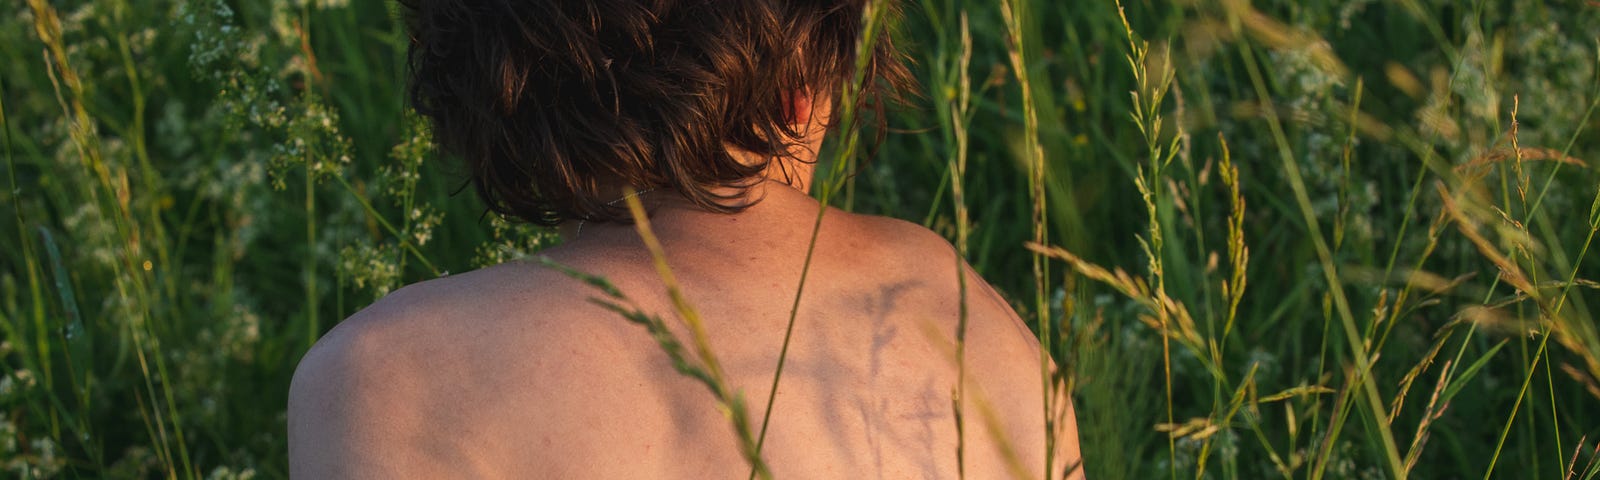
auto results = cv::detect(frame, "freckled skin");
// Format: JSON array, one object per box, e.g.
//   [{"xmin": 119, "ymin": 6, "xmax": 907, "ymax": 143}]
[
  {"xmin": 288, "ymin": 106, "xmax": 1083, "ymax": 478},
  {"xmin": 288, "ymin": 182, "xmax": 1083, "ymax": 479}
]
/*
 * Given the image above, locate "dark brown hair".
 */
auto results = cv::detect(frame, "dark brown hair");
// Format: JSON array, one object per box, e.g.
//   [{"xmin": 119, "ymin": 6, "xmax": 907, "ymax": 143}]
[{"xmin": 401, "ymin": 0, "xmax": 912, "ymax": 225}]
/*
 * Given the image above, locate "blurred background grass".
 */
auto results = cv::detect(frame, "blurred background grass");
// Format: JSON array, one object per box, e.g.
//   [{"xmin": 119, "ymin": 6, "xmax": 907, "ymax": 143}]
[{"xmin": 4, "ymin": 0, "xmax": 1600, "ymax": 478}]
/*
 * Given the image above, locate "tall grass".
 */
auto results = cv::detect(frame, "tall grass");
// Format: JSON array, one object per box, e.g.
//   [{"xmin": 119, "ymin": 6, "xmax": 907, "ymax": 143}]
[{"xmin": 3, "ymin": 0, "xmax": 1600, "ymax": 478}]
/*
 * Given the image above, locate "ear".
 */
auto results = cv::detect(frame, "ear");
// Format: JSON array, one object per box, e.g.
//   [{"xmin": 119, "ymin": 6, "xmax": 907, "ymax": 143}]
[{"xmin": 782, "ymin": 89, "xmax": 814, "ymax": 127}]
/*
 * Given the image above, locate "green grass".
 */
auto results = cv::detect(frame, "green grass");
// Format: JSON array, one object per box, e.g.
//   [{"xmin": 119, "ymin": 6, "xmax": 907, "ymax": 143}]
[{"xmin": 4, "ymin": 0, "xmax": 1600, "ymax": 478}]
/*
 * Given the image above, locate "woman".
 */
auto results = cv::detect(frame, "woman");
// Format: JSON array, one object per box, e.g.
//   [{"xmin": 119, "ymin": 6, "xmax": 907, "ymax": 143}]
[{"xmin": 287, "ymin": 0, "xmax": 1082, "ymax": 477}]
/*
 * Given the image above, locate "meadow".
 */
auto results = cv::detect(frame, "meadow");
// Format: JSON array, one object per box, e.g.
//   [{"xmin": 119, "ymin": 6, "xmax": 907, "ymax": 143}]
[{"xmin": 4, "ymin": 0, "xmax": 1600, "ymax": 478}]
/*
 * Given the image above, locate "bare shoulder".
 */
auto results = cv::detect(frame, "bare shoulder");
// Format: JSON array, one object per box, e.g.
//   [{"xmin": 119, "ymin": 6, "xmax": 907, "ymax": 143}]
[
  {"xmin": 836, "ymin": 212, "xmax": 1046, "ymax": 387},
  {"xmin": 837, "ymin": 213, "xmax": 1079, "ymax": 475},
  {"xmin": 287, "ymin": 261, "xmax": 633, "ymax": 477},
  {"xmin": 836, "ymin": 212, "xmax": 958, "ymax": 256},
  {"xmin": 287, "ymin": 276, "xmax": 455, "ymax": 477},
  {"xmin": 290, "ymin": 261, "xmax": 593, "ymax": 392},
  {"xmin": 838, "ymin": 213, "xmax": 1028, "ymax": 329},
  {"xmin": 821, "ymin": 213, "xmax": 960, "ymax": 279}
]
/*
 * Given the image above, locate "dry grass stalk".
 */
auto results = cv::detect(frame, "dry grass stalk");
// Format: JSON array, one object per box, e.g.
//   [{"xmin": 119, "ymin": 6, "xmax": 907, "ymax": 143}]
[
  {"xmin": 1401, "ymin": 359, "xmax": 1453, "ymax": 474},
  {"xmin": 1437, "ymin": 183, "xmax": 1538, "ymax": 296},
  {"xmin": 1218, "ymin": 134, "xmax": 1249, "ymax": 342},
  {"xmin": 1388, "ymin": 338, "xmax": 1448, "ymax": 424},
  {"xmin": 1456, "ymin": 147, "xmax": 1588, "ymax": 171},
  {"xmin": 1439, "ymin": 178, "xmax": 1600, "ymax": 399},
  {"xmin": 1563, "ymin": 435, "xmax": 1600, "ymax": 480}
]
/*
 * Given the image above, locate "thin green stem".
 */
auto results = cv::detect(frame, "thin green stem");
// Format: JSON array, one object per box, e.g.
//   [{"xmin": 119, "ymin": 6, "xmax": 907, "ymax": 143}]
[
  {"xmin": 750, "ymin": 3, "xmax": 887, "ymax": 476},
  {"xmin": 332, "ymin": 175, "xmax": 440, "ymax": 275},
  {"xmin": 1230, "ymin": 27, "xmax": 1407, "ymax": 480}
]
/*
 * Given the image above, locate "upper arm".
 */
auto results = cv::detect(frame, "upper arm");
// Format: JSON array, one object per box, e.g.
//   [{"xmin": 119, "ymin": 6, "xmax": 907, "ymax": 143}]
[
  {"xmin": 288, "ymin": 272, "xmax": 569, "ymax": 478},
  {"xmin": 1048, "ymin": 372, "xmax": 1085, "ymax": 479},
  {"xmin": 289, "ymin": 324, "xmax": 390, "ymax": 478},
  {"xmin": 288, "ymin": 299, "xmax": 432, "ymax": 479},
  {"xmin": 900, "ymin": 222, "xmax": 1086, "ymax": 477},
  {"xmin": 288, "ymin": 334, "xmax": 347, "ymax": 478}
]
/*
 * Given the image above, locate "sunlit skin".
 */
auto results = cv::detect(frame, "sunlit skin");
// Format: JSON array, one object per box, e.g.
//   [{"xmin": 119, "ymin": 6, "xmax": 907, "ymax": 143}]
[{"xmin": 287, "ymin": 94, "xmax": 1084, "ymax": 479}]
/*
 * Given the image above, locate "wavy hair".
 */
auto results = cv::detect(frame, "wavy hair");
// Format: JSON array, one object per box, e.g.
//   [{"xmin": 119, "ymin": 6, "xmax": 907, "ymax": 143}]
[{"xmin": 400, "ymin": 0, "xmax": 912, "ymax": 225}]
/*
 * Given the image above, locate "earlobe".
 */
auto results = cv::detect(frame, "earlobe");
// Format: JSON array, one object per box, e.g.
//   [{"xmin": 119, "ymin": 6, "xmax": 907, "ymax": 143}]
[{"xmin": 784, "ymin": 90, "xmax": 814, "ymax": 127}]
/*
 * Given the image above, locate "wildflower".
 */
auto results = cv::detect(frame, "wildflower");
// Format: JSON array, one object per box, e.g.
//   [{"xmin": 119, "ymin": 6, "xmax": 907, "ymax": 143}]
[
  {"xmin": 340, "ymin": 243, "xmax": 401, "ymax": 297},
  {"xmin": 474, "ymin": 214, "xmax": 561, "ymax": 267},
  {"xmin": 0, "ymin": 418, "xmax": 15, "ymax": 454},
  {"xmin": 206, "ymin": 466, "xmax": 259, "ymax": 480}
]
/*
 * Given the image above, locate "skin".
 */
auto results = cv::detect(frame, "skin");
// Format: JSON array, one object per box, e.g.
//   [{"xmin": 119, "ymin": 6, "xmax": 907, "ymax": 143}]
[{"xmin": 288, "ymin": 96, "xmax": 1084, "ymax": 479}]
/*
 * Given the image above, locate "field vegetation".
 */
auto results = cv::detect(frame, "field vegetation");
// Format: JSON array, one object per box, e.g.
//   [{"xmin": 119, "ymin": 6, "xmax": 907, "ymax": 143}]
[{"xmin": 4, "ymin": 0, "xmax": 1600, "ymax": 478}]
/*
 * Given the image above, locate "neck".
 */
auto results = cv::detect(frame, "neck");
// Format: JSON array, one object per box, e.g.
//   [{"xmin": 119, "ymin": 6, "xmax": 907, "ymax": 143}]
[
  {"xmin": 559, "ymin": 149, "xmax": 821, "ymax": 241},
  {"xmin": 761, "ymin": 156, "xmax": 816, "ymax": 194},
  {"xmin": 559, "ymin": 175, "xmax": 821, "ymax": 240}
]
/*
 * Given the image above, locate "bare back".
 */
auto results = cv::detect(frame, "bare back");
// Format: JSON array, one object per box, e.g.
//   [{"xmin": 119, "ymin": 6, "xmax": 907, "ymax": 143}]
[{"xmin": 288, "ymin": 185, "xmax": 1082, "ymax": 479}]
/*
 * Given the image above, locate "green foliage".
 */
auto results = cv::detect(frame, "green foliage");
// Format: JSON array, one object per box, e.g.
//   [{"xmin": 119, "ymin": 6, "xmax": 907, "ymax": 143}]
[{"xmin": 3, "ymin": 0, "xmax": 1599, "ymax": 478}]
